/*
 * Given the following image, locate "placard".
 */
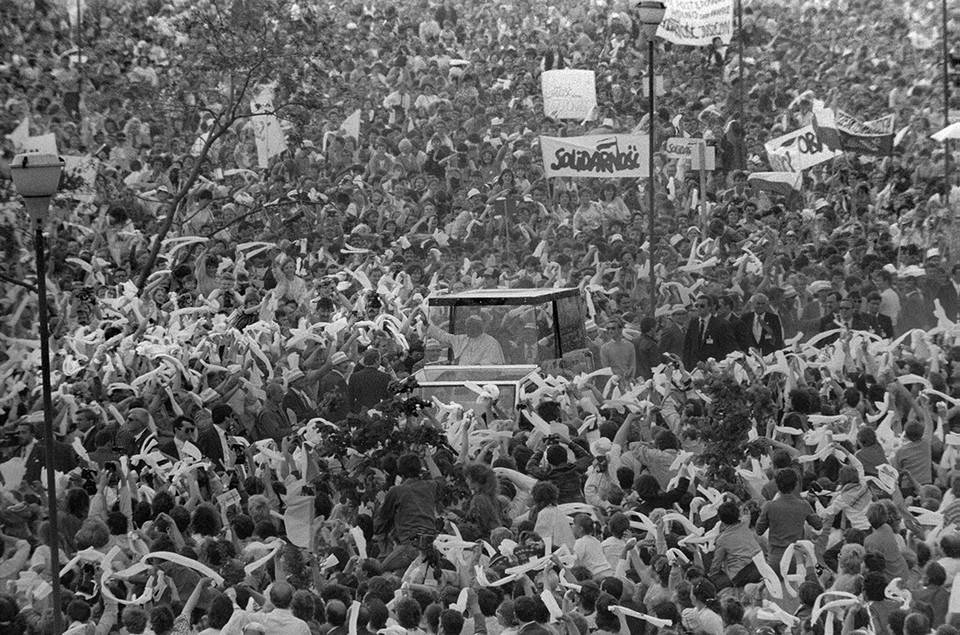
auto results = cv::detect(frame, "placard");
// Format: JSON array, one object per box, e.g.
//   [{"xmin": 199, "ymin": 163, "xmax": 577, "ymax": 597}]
[{"xmin": 542, "ymin": 70, "xmax": 598, "ymax": 120}]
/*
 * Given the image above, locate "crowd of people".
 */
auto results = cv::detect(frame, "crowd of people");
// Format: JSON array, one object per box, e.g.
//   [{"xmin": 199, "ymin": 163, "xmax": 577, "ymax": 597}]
[{"xmin": 3, "ymin": 0, "xmax": 960, "ymax": 633}]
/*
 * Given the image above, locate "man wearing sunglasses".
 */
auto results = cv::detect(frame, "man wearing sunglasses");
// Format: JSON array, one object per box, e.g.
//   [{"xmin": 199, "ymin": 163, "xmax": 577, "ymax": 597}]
[{"xmin": 683, "ymin": 294, "xmax": 735, "ymax": 368}]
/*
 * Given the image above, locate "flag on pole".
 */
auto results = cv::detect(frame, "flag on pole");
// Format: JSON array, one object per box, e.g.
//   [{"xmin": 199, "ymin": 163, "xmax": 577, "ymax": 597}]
[{"xmin": 747, "ymin": 172, "xmax": 802, "ymax": 197}]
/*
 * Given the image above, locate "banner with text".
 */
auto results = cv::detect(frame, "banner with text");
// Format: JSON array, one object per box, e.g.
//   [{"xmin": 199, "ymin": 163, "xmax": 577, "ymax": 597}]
[
  {"xmin": 764, "ymin": 125, "xmax": 841, "ymax": 172},
  {"xmin": 540, "ymin": 135, "xmax": 649, "ymax": 178},
  {"xmin": 656, "ymin": 0, "xmax": 734, "ymax": 47},
  {"xmin": 541, "ymin": 70, "xmax": 598, "ymax": 120},
  {"xmin": 812, "ymin": 103, "xmax": 895, "ymax": 156}
]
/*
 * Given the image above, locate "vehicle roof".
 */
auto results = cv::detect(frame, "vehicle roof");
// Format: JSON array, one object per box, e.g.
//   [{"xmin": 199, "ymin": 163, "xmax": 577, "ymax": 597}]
[{"xmin": 428, "ymin": 287, "xmax": 579, "ymax": 306}]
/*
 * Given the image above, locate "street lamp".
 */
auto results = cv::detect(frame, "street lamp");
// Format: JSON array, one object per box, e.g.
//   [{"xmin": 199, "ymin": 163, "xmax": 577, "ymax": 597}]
[
  {"xmin": 637, "ymin": 1, "xmax": 666, "ymax": 313},
  {"xmin": 10, "ymin": 152, "xmax": 65, "ymax": 635}
]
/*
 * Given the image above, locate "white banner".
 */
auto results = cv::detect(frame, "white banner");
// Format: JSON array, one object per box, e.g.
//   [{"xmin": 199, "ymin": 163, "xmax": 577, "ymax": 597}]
[
  {"xmin": 541, "ymin": 70, "xmax": 598, "ymax": 120},
  {"xmin": 656, "ymin": 0, "xmax": 734, "ymax": 47},
  {"xmin": 764, "ymin": 125, "xmax": 841, "ymax": 172},
  {"xmin": 540, "ymin": 135, "xmax": 649, "ymax": 178},
  {"xmin": 250, "ymin": 84, "xmax": 287, "ymax": 169}
]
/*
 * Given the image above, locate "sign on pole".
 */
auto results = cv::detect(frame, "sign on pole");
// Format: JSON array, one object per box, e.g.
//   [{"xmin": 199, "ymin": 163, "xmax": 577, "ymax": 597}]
[
  {"xmin": 656, "ymin": 0, "xmax": 734, "ymax": 47},
  {"xmin": 541, "ymin": 70, "xmax": 598, "ymax": 120},
  {"xmin": 665, "ymin": 138, "xmax": 715, "ymax": 170},
  {"xmin": 539, "ymin": 135, "xmax": 649, "ymax": 178},
  {"xmin": 763, "ymin": 125, "xmax": 841, "ymax": 172}
]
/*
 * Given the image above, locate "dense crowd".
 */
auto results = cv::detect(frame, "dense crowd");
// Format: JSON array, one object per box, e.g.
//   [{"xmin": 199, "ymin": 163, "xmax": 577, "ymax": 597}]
[{"xmin": 3, "ymin": 0, "xmax": 960, "ymax": 633}]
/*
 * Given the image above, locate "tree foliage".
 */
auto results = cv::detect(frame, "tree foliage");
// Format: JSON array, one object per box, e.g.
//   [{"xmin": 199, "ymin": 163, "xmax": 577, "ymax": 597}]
[
  {"xmin": 133, "ymin": 0, "xmax": 326, "ymax": 291},
  {"xmin": 688, "ymin": 373, "xmax": 777, "ymax": 495}
]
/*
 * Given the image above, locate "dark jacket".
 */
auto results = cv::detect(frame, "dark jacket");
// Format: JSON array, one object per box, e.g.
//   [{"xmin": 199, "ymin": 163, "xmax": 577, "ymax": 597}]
[
  {"xmin": 196, "ymin": 426, "xmax": 225, "ymax": 468},
  {"xmin": 860, "ymin": 312, "xmax": 895, "ymax": 339},
  {"xmin": 374, "ymin": 477, "xmax": 442, "ymax": 544},
  {"xmin": 683, "ymin": 315, "xmax": 736, "ymax": 368},
  {"xmin": 525, "ymin": 444, "xmax": 593, "ymax": 504},
  {"xmin": 25, "ymin": 440, "xmax": 78, "ymax": 484},
  {"xmin": 736, "ymin": 311, "xmax": 784, "ymax": 356},
  {"xmin": 347, "ymin": 366, "xmax": 394, "ymax": 413},
  {"xmin": 634, "ymin": 333, "xmax": 660, "ymax": 380}
]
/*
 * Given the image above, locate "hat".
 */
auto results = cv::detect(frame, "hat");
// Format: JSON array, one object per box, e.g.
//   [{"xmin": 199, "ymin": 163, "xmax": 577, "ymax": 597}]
[
  {"xmin": 814, "ymin": 198, "xmax": 830, "ymax": 210},
  {"xmin": 899, "ymin": 265, "xmax": 926, "ymax": 278},
  {"xmin": 467, "ymin": 188, "xmax": 483, "ymax": 198},
  {"xmin": 926, "ymin": 247, "xmax": 942, "ymax": 260},
  {"xmin": 330, "ymin": 352, "xmax": 350, "ymax": 365},
  {"xmin": 589, "ymin": 437, "xmax": 612, "ymax": 457},
  {"xmin": 808, "ymin": 281, "xmax": 832, "ymax": 294},
  {"xmin": 783, "ymin": 286, "xmax": 798, "ymax": 298}
]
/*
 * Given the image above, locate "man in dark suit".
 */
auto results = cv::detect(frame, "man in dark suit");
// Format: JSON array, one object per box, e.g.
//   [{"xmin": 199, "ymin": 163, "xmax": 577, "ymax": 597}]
[
  {"xmin": 159, "ymin": 416, "xmax": 202, "ymax": 462},
  {"xmin": 862, "ymin": 291, "xmax": 895, "ymax": 339},
  {"xmin": 114, "ymin": 408, "xmax": 159, "ymax": 469},
  {"xmin": 196, "ymin": 404, "xmax": 238, "ymax": 469},
  {"xmin": 683, "ymin": 294, "xmax": 736, "ymax": 368},
  {"xmin": 514, "ymin": 596, "xmax": 553, "ymax": 635},
  {"xmin": 348, "ymin": 349, "xmax": 394, "ymax": 413},
  {"xmin": 737, "ymin": 292, "xmax": 784, "ymax": 356},
  {"xmin": 816, "ymin": 291, "xmax": 842, "ymax": 333},
  {"xmin": 19, "ymin": 421, "xmax": 78, "ymax": 484},
  {"xmin": 937, "ymin": 263, "xmax": 960, "ymax": 320}
]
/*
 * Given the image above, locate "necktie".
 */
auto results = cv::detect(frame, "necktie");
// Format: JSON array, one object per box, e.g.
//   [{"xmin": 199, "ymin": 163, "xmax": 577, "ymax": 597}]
[
  {"xmin": 753, "ymin": 315, "xmax": 762, "ymax": 341},
  {"xmin": 701, "ymin": 318, "xmax": 709, "ymax": 343}
]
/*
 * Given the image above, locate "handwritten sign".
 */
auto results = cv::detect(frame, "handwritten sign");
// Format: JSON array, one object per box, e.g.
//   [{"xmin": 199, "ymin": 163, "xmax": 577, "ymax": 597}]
[
  {"xmin": 542, "ymin": 70, "xmax": 597, "ymax": 120},
  {"xmin": 657, "ymin": 0, "xmax": 734, "ymax": 47},
  {"xmin": 540, "ymin": 135, "xmax": 649, "ymax": 178},
  {"xmin": 764, "ymin": 125, "xmax": 841, "ymax": 172},
  {"xmin": 665, "ymin": 138, "xmax": 715, "ymax": 170}
]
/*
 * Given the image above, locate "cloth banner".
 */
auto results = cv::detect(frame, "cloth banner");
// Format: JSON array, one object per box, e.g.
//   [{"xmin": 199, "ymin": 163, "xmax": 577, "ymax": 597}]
[
  {"xmin": 541, "ymin": 70, "xmax": 597, "ymax": 120},
  {"xmin": 764, "ymin": 125, "xmax": 841, "ymax": 172},
  {"xmin": 250, "ymin": 84, "xmax": 287, "ymax": 168},
  {"xmin": 746, "ymin": 172, "xmax": 802, "ymax": 196},
  {"xmin": 656, "ymin": 0, "xmax": 734, "ymax": 47},
  {"xmin": 812, "ymin": 102, "xmax": 895, "ymax": 156},
  {"xmin": 539, "ymin": 135, "xmax": 649, "ymax": 178}
]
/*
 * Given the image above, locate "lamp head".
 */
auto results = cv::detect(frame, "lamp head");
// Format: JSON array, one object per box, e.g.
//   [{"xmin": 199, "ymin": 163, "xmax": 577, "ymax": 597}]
[
  {"xmin": 637, "ymin": 1, "xmax": 667, "ymax": 39},
  {"xmin": 10, "ymin": 152, "xmax": 63, "ymax": 222}
]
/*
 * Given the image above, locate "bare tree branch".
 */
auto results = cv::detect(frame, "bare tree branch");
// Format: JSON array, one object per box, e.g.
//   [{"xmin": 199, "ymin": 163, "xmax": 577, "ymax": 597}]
[{"xmin": 0, "ymin": 273, "xmax": 38, "ymax": 294}]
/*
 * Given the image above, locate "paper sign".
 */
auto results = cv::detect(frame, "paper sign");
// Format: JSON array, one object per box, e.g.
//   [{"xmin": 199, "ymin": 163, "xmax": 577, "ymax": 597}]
[
  {"xmin": 665, "ymin": 138, "xmax": 716, "ymax": 170},
  {"xmin": 542, "ymin": 70, "xmax": 597, "ymax": 120},
  {"xmin": 21, "ymin": 133, "xmax": 59, "ymax": 155},
  {"xmin": 349, "ymin": 526, "xmax": 368, "ymax": 560},
  {"xmin": 0, "ymin": 458, "xmax": 26, "ymax": 491},
  {"xmin": 217, "ymin": 489, "xmax": 241, "ymax": 510},
  {"xmin": 764, "ymin": 125, "xmax": 841, "ymax": 172},
  {"xmin": 657, "ymin": 0, "xmax": 734, "ymax": 47},
  {"xmin": 250, "ymin": 84, "xmax": 287, "ymax": 168},
  {"xmin": 540, "ymin": 134, "xmax": 650, "ymax": 178},
  {"xmin": 282, "ymin": 495, "xmax": 315, "ymax": 548}
]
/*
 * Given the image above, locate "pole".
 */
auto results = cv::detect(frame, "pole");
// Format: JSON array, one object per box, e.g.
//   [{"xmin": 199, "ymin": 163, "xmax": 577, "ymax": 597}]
[
  {"xmin": 648, "ymin": 38, "xmax": 657, "ymax": 314},
  {"xmin": 944, "ymin": 0, "xmax": 951, "ymax": 203},
  {"xmin": 34, "ymin": 219, "xmax": 63, "ymax": 635},
  {"xmin": 76, "ymin": 0, "xmax": 83, "ymax": 125},
  {"xmin": 737, "ymin": 0, "xmax": 744, "ymax": 125},
  {"xmin": 698, "ymin": 141, "xmax": 708, "ymax": 222}
]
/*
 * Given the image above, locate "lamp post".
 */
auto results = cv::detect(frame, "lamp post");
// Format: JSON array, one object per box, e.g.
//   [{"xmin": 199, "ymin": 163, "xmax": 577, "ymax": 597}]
[
  {"xmin": 10, "ymin": 152, "xmax": 65, "ymax": 635},
  {"xmin": 944, "ymin": 0, "xmax": 951, "ymax": 202},
  {"xmin": 637, "ymin": 1, "xmax": 666, "ymax": 314}
]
